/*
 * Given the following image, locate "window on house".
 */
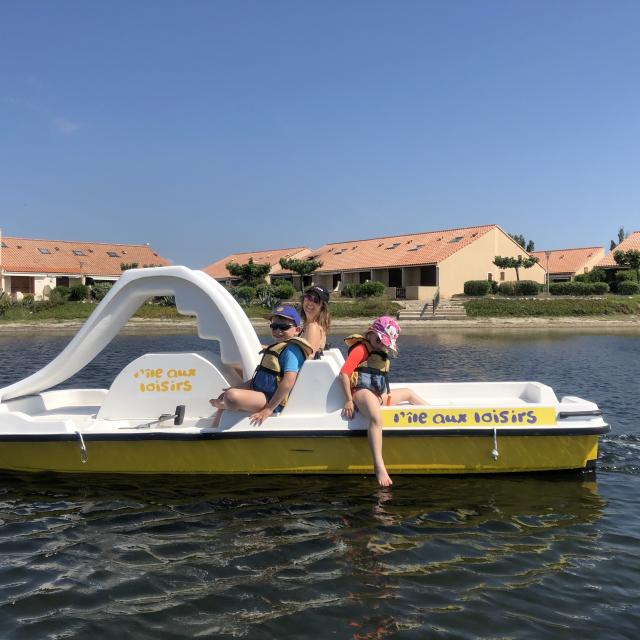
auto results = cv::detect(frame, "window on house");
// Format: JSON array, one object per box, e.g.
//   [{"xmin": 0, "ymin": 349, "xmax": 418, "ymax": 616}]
[
  {"xmin": 386, "ymin": 243, "xmax": 401, "ymax": 249},
  {"xmin": 38, "ymin": 247, "xmax": 51, "ymax": 254},
  {"xmin": 488, "ymin": 273, "xmax": 493, "ymax": 281},
  {"xmin": 1, "ymin": 242, "xmax": 7, "ymax": 248},
  {"xmin": 449, "ymin": 236, "xmax": 464, "ymax": 243},
  {"xmin": 73, "ymin": 250, "xmax": 86, "ymax": 256},
  {"xmin": 359, "ymin": 271, "xmax": 371, "ymax": 283},
  {"xmin": 500, "ymin": 272, "xmax": 505, "ymax": 281},
  {"xmin": 408, "ymin": 243, "xmax": 425, "ymax": 251},
  {"xmin": 107, "ymin": 251, "xmax": 119, "ymax": 257}
]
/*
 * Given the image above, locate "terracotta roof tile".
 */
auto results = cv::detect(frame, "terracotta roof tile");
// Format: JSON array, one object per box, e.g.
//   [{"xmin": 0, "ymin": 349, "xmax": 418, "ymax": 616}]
[
  {"xmin": 0, "ymin": 236, "xmax": 170, "ymax": 276},
  {"xmin": 202, "ymin": 247, "xmax": 311, "ymax": 279},
  {"xmin": 597, "ymin": 232, "xmax": 640, "ymax": 267},
  {"xmin": 310, "ymin": 225, "xmax": 497, "ymax": 272},
  {"xmin": 532, "ymin": 247, "xmax": 605, "ymax": 275}
]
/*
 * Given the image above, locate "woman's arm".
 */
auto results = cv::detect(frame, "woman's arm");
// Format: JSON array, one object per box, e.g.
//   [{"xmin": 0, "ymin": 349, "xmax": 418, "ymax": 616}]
[{"xmin": 304, "ymin": 321, "xmax": 325, "ymax": 355}]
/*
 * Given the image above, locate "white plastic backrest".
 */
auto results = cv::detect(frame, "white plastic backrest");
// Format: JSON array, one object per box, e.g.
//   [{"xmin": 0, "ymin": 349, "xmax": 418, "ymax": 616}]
[
  {"xmin": 98, "ymin": 351, "xmax": 242, "ymax": 420},
  {"xmin": 0, "ymin": 266, "xmax": 261, "ymax": 402},
  {"xmin": 282, "ymin": 355, "xmax": 344, "ymax": 415}
]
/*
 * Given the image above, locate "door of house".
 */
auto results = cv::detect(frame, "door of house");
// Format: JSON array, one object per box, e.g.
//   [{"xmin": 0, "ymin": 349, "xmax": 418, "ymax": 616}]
[{"xmin": 388, "ymin": 268, "xmax": 402, "ymax": 288}]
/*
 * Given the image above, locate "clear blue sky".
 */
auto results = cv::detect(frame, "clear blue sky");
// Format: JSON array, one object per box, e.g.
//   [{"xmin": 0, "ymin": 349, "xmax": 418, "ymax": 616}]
[{"xmin": 1, "ymin": 0, "xmax": 639, "ymax": 268}]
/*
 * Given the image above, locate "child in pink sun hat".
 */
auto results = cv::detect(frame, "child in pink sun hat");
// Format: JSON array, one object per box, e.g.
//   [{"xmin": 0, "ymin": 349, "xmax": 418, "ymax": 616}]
[{"xmin": 339, "ymin": 316, "xmax": 427, "ymax": 487}]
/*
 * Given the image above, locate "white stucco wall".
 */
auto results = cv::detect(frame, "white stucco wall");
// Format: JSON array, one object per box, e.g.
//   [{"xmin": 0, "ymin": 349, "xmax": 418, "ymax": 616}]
[{"xmin": 34, "ymin": 276, "xmax": 57, "ymax": 299}]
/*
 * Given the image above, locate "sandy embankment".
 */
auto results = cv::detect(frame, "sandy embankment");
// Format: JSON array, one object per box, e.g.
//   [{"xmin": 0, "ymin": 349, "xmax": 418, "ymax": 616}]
[{"xmin": 1, "ymin": 315, "xmax": 639, "ymax": 335}]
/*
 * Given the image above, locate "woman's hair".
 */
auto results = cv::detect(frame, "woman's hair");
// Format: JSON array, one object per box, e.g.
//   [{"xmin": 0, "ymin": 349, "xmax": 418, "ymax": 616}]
[{"xmin": 300, "ymin": 298, "xmax": 331, "ymax": 333}]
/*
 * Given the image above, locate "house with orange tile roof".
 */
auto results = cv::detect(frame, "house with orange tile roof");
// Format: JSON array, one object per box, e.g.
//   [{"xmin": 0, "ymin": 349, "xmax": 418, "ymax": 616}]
[
  {"xmin": 296, "ymin": 224, "xmax": 545, "ymax": 300},
  {"xmin": 202, "ymin": 247, "xmax": 311, "ymax": 285},
  {"xmin": 0, "ymin": 232, "xmax": 170, "ymax": 299},
  {"xmin": 597, "ymin": 231, "xmax": 640, "ymax": 271},
  {"xmin": 296, "ymin": 224, "xmax": 545, "ymax": 301},
  {"xmin": 532, "ymin": 247, "xmax": 605, "ymax": 283}
]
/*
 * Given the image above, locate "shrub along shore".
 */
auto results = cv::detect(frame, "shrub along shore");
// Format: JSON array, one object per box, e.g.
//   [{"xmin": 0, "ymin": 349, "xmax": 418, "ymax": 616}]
[
  {"xmin": 1, "ymin": 277, "xmax": 638, "ymax": 328},
  {"xmin": 463, "ymin": 295, "xmax": 639, "ymax": 317}
]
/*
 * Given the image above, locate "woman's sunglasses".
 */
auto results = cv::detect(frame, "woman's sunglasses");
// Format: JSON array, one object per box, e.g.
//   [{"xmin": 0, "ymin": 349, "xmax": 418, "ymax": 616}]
[
  {"xmin": 304, "ymin": 294, "xmax": 321, "ymax": 304},
  {"xmin": 270, "ymin": 322, "xmax": 295, "ymax": 331}
]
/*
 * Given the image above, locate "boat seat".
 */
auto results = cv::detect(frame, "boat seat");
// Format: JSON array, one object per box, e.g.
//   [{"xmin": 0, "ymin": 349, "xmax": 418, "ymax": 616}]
[
  {"xmin": 97, "ymin": 351, "xmax": 242, "ymax": 421},
  {"xmin": 281, "ymin": 354, "xmax": 344, "ymax": 416}
]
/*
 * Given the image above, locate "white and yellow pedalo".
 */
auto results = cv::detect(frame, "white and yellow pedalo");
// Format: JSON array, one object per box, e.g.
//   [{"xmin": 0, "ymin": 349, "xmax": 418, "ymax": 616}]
[{"xmin": 0, "ymin": 266, "xmax": 609, "ymax": 476}]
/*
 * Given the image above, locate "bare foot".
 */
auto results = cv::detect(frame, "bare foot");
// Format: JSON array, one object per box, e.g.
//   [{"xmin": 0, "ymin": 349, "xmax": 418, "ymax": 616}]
[
  {"xmin": 209, "ymin": 397, "xmax": 223, "ymax": 410},
  {"xmin": 374, "ymin": 464, "xmax": 393, "ymax": 487}
]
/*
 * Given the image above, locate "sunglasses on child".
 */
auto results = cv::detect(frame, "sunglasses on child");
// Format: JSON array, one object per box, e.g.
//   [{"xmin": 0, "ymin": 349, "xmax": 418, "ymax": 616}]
[
  {"xmin": 270, "ymin": 322, "xmax": 296, "ymax": 331},
  {"xmin": 304, "ymin": 293, "xmax": 321, "ymax": 304}
]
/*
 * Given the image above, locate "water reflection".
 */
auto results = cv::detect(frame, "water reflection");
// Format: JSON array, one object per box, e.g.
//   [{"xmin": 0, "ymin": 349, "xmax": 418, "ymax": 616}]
[{"xmin": 0, "ymin": 473, "xmax": 605, "ymax": 638}]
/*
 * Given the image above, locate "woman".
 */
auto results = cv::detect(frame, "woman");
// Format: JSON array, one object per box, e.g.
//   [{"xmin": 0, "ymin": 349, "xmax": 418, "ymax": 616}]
[{"xmin": 300, "ymin": 285, "xmax": 331, "ymax": 356}]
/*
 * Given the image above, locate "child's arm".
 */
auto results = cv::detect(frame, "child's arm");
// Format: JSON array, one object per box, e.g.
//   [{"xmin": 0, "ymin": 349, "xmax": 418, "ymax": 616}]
[
  {"xmin": 339, "ymin": 372, "xmax": 355, "ymax": 418},
  {"xmin": 339, "ymin": 342, "xmax": 367, "ymax": 419},
  {"xmin": 250, "ymin": 371, "xmax": 298, "ymax": 425}
]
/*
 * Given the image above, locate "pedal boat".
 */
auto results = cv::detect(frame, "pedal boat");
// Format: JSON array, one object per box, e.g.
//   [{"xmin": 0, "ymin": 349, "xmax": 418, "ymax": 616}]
[{"xmin": 0, "ymin": 266, "xmax": 609, "ymax": 476}]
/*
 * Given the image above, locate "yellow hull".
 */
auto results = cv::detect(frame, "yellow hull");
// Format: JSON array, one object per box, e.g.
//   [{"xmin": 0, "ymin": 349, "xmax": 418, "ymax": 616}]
[{"xmin": 0, "ymin": 433, "xmax": 600, "ymax": 475}]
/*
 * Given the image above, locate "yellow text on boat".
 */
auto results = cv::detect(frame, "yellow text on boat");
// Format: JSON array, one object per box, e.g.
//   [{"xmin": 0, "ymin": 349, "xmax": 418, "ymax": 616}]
[{"xmin": 382, "ymin": 407, "xmax": 557, "ymax": 428}]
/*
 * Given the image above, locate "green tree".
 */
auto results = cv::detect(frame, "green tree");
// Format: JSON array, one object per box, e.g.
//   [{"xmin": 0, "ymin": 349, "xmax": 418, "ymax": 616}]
[
  {"xmin": 225, "ymin": 257, "xmax": 271, "ymax": 287},
  {"xmin": 613, "ymin": 249, "xmax": 640, "ymax": 281},
  {"xmin": 610, "ymin": 227, "xmax": 626, "ymax": 251},
  {"xmin": 509, "ymin": 234, "xmax": 535, "ymax": 252},
  {"xmin": 493, "ymin": 255, "xmax": 540, "ymax": 281},
  {"xmin": 279, "ymin": 257, "xmax": 323, "ymax": 292},
  {"xmin": 120, "ymin": 262, "xmax": 139, "ymax": 271}
]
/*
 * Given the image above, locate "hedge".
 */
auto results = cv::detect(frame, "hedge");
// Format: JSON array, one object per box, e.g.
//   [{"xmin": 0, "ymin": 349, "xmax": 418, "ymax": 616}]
[
  {"xmin": 464, "ymin": 280, "xmax": 491, "ymax": 296},
  {"xmin": 342, "ymin": 281, "xmax": 386, "ymax": 298},
  {"xmin": 497, "ymin": 280, "xmax": 539, "ymax": 296},
  {"xmin": 617, "ymin": 281, "xmax": 640, "ymax": 295},
  {"xmin": 464, "ymin": 297, "xmax": 637, "ymax": 317},
  {"xmin": 550, "ymin": 282, "xmax": 591, "ymax": 296},
  {"xmin": 69, "ymin": 284, "xmax": 89, "ymax": 301}
]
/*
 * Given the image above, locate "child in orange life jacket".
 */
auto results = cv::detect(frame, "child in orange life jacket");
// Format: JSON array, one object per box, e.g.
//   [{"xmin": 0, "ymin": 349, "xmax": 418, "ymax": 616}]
[
  {"xmin": 339, "ymin": 316, "xmax": 427, "ymax": 487},
  {"xmin": 210, "ymin": 305, "xmax": 313, "ymax": 427}
]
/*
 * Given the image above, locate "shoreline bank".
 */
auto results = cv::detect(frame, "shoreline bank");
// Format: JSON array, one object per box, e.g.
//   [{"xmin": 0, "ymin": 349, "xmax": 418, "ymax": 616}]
[{"xmin": 1, "ymin": 315, "xmax": 640, "ymax": 335}]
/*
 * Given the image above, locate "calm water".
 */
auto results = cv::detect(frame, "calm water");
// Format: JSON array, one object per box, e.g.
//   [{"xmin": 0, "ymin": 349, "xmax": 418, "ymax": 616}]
[{"xmin": 0, "ymin": 329, "xmax": 639, "ymax": 639}]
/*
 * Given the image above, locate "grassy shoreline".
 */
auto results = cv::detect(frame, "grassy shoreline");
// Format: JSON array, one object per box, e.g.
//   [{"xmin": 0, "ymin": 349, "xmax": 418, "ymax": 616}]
[
  {"xmin": 1, "ymin": 295, "xmax": 639, "ymax": 334},
  {"xmin": 1, "ymin": 315, "xmax": 639, "ymax": 336}
]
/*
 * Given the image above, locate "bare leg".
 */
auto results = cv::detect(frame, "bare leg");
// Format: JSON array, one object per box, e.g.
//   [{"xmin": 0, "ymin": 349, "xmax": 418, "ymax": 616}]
[
  {"xmin": 383, "ymin": 387, "xmax": 427, "ymax": 406},
  {"xmin": 209, "ymin": 388, "xmax": 268, "ymax": 427},
  {"xmin": 353, "ymin": 388, "xmax": 392, "ymax": 487},
  {"xmin": 211, "ymin": 408, "xmax": 223, "ymax": 428},
  {"xmin": 210, "ymin": 392, "xmax": 227, "ymax": 427}
]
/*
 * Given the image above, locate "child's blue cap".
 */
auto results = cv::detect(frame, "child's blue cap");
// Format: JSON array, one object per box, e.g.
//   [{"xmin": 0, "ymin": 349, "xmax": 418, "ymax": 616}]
[{"xmin": 269, "ymin": 304, "xmax": 301, "ymax": 326}]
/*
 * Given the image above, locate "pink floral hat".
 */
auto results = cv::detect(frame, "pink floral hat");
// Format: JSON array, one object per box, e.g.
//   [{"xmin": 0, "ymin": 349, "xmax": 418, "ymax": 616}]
[{"xmin": 368, "ymin": 316, "xmax": 400, "ymax": 356}]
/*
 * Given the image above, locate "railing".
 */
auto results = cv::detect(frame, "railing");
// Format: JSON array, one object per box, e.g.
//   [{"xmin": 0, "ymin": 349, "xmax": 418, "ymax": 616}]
[
  {"xmin": 395, "ymin": 287, "xmax": 406, "ymax": 299},
  {"xmin": 431, "ymin": 289, "xmax": 440, "ymax": 315}
]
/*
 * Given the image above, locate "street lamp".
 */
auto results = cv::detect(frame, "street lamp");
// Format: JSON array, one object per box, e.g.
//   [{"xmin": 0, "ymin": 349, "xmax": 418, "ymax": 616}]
[{"xmin": 544, "ymin": 251, "xmax": 551, "ymax": 294}]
